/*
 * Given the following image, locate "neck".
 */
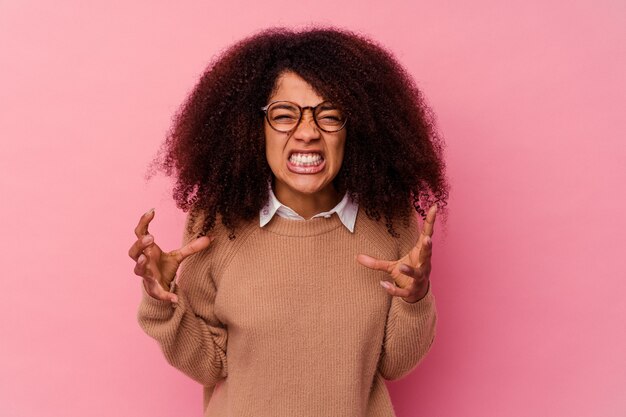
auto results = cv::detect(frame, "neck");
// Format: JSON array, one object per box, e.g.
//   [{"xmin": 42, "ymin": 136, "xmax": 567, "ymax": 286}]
[{"xmin": 273, "ymin": 181, "xmax": 342, "ymax": 220}]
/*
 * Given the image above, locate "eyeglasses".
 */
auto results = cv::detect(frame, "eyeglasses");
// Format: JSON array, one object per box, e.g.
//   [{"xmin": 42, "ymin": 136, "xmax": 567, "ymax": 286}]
[{"xmin": 261, "ymin": 100, "xmax": 347, "ymax": 133}]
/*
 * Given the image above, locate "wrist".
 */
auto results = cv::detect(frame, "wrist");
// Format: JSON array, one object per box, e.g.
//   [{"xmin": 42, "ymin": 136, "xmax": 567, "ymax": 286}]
[{"xmin": 402, "ymin": 280, "xmax": 430, "ymax": 303}]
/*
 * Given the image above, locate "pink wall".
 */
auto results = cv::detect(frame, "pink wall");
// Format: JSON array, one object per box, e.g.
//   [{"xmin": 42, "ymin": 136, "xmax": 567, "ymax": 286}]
[{"xmin": 1, "ymin": 1, "xmax": 624, "ymax": 416}]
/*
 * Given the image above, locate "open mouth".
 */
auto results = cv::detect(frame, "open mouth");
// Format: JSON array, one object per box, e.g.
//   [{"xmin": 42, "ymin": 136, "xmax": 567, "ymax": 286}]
[{"xmin": 287, "ymin": 152, "xmax": 325, "ymax": 174}]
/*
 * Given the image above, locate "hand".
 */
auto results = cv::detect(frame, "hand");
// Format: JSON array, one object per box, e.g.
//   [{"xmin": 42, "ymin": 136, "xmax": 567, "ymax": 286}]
[
  {"xmin": 356, "ymin": 204, "xmax": 437, "ymax": 303},
  {"xmin": 128, "ymin": 208, "xmax": 213, "ymax": 303}
]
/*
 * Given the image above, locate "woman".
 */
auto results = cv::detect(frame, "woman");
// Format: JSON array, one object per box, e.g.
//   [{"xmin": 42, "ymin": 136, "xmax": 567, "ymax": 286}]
[{"xmin": 128, "ymin": 27, "xmax": 448, "ymax": 417}]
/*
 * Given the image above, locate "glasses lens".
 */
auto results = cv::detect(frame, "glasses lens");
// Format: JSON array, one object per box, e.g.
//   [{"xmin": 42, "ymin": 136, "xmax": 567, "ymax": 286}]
[
  {"xmin": 266, "ymin": 101, "xmax": 347, "ymax": 132},
  {"xmin": 267, "ymin": 102, "xmax": 300, "ymax": 132},
  {"xmin": 314, "ymin": 103, "xmax": 346, "ymax": 132}
]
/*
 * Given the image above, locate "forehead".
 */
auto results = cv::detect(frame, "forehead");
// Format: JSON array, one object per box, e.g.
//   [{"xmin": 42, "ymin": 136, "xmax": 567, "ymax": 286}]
[{"xmin": 268, "ymin": 71, "xmax": 325, "ymax": 106}]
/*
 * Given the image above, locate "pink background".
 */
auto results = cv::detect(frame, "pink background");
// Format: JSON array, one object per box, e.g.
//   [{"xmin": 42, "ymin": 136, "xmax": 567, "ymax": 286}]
[{"xmin": 1, "ymin": 1, "xmax": 625, "ymax": 416}]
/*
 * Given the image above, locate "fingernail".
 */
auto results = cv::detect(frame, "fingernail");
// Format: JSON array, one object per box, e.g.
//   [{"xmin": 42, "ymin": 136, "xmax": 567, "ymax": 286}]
[
  {"xmin": 171, "ymin": 296, "xmax": 178, "ymax": 303},
  {"xmin": 142, "ymin": 235, "xmax": 153, "ymax": 244},
  {"xmin": 138, "ymin": 254, "xmax": 145, "ymax": 263},
  {"xmin": 380, "ymin": 281, "xmax": 392, "ymax": 289},
  {"xmin": 399, "ymin": 264, "xmax": 411, "ymax": 273},
  {"xmin": 145, "ymin": 208, "xmax": 155, "ymax": 216}
]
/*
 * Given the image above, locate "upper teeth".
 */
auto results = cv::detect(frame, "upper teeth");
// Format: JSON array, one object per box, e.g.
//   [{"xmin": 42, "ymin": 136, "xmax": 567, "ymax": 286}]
[{"xmin": 290, "ymin": 153, "xmax": 323, "ymax": 165}]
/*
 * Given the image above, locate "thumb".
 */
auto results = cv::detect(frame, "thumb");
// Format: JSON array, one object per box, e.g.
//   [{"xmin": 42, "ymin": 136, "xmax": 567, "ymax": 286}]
[{"xmin": 176, "ymin": 236, "xmax": 213, "ymax": 262}]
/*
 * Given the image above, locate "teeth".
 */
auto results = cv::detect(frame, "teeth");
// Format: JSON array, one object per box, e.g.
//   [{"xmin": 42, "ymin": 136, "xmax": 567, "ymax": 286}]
[{"xmin": 289, "ymin": 153, "xmax": 323, "ymax": 166}]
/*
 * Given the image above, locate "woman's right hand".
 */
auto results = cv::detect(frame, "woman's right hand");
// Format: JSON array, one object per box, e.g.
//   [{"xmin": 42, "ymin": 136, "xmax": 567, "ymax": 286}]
[{"xmin": 128, "ymin": 209, "xmax": 213, "ymax": 303}]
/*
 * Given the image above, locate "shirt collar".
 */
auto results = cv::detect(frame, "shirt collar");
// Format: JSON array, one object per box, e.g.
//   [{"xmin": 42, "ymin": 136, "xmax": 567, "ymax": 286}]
[{"xmin": 260, "ymin": 185, "xmax": 358, "ymax": 233}]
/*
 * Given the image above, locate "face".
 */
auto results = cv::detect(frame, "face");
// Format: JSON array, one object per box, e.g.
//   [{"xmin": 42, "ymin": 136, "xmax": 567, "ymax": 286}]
[{"xmin": 264, "ymin": 71, "xmax": 347, "ymax": 201}]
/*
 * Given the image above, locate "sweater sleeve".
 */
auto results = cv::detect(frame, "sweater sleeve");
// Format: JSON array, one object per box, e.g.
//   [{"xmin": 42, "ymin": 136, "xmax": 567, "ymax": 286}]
[
  {"xmin": 378, "ymin": 212, "xmax": 437, "ymax": 381},
  {"xmin": 136, "ymin": 217, "xmax": 228, "ymax": 387}
]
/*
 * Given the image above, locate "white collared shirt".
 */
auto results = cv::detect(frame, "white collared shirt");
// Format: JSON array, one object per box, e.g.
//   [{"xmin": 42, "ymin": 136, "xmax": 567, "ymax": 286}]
[{"xmin": 260, "ymin": 186, "xmax": 358, "ymax": 233}]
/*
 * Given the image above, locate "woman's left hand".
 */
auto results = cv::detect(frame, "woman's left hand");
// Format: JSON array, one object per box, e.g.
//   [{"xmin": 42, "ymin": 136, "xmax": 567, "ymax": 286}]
[{"xmin": 356, "ymin": 204, "xmax": 437, "ymax": 303}]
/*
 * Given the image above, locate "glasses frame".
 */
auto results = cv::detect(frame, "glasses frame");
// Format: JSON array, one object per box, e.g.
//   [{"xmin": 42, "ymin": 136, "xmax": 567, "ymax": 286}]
[{"xmin": 260, "ymin": 100, "xmax": 348, "ymax": 133}]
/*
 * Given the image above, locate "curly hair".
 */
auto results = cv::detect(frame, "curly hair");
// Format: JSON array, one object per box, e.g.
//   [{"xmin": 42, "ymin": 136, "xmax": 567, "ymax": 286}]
[{"xmin": 151, "ymin": 26, "xmax": 449, "ymax": 238}]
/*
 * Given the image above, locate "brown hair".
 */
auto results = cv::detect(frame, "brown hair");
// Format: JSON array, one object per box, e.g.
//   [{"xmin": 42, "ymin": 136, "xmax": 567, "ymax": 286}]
[{"xmin": 151, "ymin": 26, "xmax": 449, "ymax": 238}]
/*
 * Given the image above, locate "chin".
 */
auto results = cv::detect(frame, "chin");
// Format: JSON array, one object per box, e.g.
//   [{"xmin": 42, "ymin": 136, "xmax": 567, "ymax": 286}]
[{"xmin": 286, "ymin": 179, "xmax": 328, "ymax": 195}]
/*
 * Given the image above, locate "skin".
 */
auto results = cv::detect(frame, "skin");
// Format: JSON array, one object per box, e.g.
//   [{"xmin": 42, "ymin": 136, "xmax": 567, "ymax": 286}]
[
  {"xmin": 129, "ymin": 205, "xmax": 437, "ymax": 304},
  {"xmin": 128, "ymin": 208, "xmax": 211, "ymax": 303},
  {"xmin": 356, "ymin": 204, "xmax": 437, "ymax": 303},
  {"xmin": 128, "ymin": 71, "xmax": 437, "ymax": 304},
  {"xmin": 264, "ymin": 71, "xmax": 346, "ymax": 219}
]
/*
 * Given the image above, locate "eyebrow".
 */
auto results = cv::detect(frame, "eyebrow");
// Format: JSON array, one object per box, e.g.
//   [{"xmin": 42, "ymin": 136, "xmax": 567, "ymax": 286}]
[
  {"xmin": 318, "ymin": 103, "xmax": 338, "ymax": 110},
  {"xmin": 271, "ymin": 103, "xmax": 299, "ymax": 111},
  {"xmin": 269, "ymin": 101, "xmax": 339, "ymax": 111}
]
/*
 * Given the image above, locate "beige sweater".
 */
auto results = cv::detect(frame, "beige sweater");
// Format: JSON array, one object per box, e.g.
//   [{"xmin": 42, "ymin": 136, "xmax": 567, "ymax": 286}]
[{"xmin": 137, "ymin": 208, "xmax": 437, "ymax": 417}]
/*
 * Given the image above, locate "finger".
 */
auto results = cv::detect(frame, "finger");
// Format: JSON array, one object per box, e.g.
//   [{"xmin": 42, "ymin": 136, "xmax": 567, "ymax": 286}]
[
  {"xmin": 142, "ymin": 258, "xmax": 171, "ymax": 293},
  {"xmin": 133, "ymin": 254, "xmax": 148, "ymax": 277},
  {"xmin": 399, "ymin": 263, "xmax": 432, "ymax": 290},
  {"xmin": 420, "ymin": 204, "xmax": 438, "ymax": 238},
  {"xmin": 417, "ymin": 236, "xmax": 433, "ymax": 267},
  {"xmin": 128, "ymin": 234, "xmax": 155, "ymax": 261},
  {"xmin": 173, "ymin": 236, "xmax": 213, "ymax": 263},
  {"xmin": 134, "ymin": 208, "xmax": 155, "ymax": 239},
  {"xmin": 398, "ymin": 262, "xmax": 424, "ymax": 281},
  {"xmin": 356, "ymin": 254, "xmax": 394, "ymax": 273},
  {"xmin": 145, "ymin": 257, "xmax": 163, "ymax": 285},
  {"xmin": 143, "ymin": 278, "xmax": 178, "ymax": 303},
  {"xmin": 379, "ymin": 280, "xmax": 412, "ymax": 298},
  {"xmin": 135, "ymin": 254, "xmax": 160, "ymax": 281}
]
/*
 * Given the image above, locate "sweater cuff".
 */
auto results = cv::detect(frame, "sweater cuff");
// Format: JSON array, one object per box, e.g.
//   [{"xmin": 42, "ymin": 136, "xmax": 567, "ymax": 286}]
[
  {"xmin": 397, "ymin": 283, "xmax": 434, "ymax": 311},
  {"xmin": 139, "ymin": 281, "xmax": 182, "ymax": 319}
]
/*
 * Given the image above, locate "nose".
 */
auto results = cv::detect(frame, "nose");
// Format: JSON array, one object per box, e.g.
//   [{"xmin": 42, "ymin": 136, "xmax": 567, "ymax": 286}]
[{"xmin": 292, "ymin": 111, "xmax": 320, "ymax": 143}]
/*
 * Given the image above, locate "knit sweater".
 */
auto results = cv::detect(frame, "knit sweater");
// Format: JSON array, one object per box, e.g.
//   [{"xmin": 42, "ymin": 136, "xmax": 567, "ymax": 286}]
[{"xmin": 137, "ymin": 207, "xmax": 437, "ymax": 417}]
